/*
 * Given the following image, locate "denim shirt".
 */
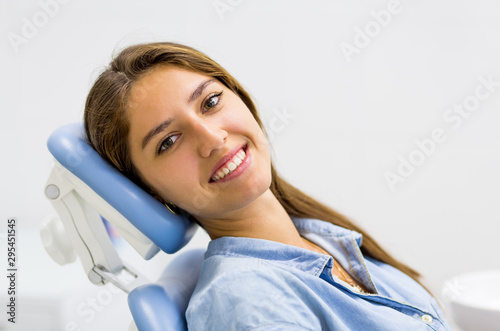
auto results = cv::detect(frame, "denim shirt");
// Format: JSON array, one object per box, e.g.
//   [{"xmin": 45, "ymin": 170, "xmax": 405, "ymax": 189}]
[{"xmin": 186, "ymin": 218, "xmax": 453, "ymax": 330}]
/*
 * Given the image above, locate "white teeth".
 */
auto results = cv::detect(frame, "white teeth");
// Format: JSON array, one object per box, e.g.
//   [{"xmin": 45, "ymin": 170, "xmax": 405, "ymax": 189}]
[{"xmin": 211, "ymin": 148, "xmax": 247, "ymax": 182}]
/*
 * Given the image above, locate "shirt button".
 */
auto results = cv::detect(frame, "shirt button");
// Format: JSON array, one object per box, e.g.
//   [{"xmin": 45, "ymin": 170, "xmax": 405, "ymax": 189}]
[{"xmin": 420, "ymin": 314, "xmax": 433, "ymax": 323}]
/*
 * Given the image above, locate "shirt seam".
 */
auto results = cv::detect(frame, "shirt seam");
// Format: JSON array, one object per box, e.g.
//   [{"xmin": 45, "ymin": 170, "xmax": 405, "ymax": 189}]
[
  {"xmin": 293, "ymin": 218, "xmax": 359, "ymax": 238},
  {"xmin": 244, "ymin": 322, "xmax": 313, "ymax": 331},
  {"xmin": 390, "ymin": 306, "xmax": 440, "ymax": 330},
  {"xmin": 337, "ymin": 233, "xmax": 355, "ymax": 274},
  {"xmin": 367, "ymin": 296, "xmax": 443, "ymax": 323},
  {"xmin": 261, "ymin": 256, "xmax": 328, "ymax": 278},
  {"xmin": 350, "ymin": 234, "xmax": 378, "ymax": 293}
]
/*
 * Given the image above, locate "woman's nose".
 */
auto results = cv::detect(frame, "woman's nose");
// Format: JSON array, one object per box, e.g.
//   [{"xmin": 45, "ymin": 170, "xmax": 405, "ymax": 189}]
[{"xmin": 194, "ymin": 120, "xmax": 228, "ymax": 158}]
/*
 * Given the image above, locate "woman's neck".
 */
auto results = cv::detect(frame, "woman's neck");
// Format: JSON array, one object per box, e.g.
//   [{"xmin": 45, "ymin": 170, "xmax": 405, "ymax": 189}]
[{"xmin": 198, "ymin": 189, "xmax": 307, "ymax": 249}]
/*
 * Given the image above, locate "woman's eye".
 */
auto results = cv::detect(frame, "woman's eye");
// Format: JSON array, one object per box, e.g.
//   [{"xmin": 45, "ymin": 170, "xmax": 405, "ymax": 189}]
[
  {"xmin": 203, "ymin": 91, "xmax": 223, "ymax": 112},
  {"xmin": 158, "ymin": 134, "xmax": 180, "ymax": 154}
]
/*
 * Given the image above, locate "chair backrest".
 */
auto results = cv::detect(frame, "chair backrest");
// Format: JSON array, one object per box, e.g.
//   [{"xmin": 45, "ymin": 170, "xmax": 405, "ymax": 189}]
[
  {"xmin": 44, "ymin": 123, "xmax": 205, "ymax": 330},
  {"xmin": 46, "ymin": 123, "xmax": 198, "ymax": 255}
]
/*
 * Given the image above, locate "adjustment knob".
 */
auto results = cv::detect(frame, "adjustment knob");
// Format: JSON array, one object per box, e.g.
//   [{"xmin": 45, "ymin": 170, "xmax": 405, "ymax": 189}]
[{"xmin": 40, "ymin": 214, "xmax": 77, "ymax": 265}]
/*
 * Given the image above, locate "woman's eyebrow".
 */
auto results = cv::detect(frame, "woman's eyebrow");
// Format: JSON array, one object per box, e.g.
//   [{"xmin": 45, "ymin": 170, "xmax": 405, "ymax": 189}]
[
  {"xmin": 187, "ymin": 78, "xmax": 216, "ymax": 104},
  {"xmin": 142, "ymin": 117, "xmax": 175, "ymax": 150},
  {"xmin": 141, "ymin": 78, "xmax": 216, "ymax": 150}
]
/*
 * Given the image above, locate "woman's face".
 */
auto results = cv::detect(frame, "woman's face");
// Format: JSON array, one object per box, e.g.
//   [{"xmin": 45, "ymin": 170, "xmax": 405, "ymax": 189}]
[{"xmin": 127, "ymin": 66, "xmax": 272, "ymax": 221}]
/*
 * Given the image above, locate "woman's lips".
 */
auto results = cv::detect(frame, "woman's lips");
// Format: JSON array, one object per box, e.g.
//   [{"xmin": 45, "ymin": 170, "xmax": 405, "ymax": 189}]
[
  {"xmin": 209, "ymin": 145, "xmax": 249, "ymax": 183},
  {"xmin": 210, "ymin": 144, "xmax": 247, "ymax": 178}
]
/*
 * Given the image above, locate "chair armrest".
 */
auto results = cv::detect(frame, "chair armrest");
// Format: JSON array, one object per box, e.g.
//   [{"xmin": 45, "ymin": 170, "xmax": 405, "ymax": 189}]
[
  {"xmin": 129, "ymin": 285, "xmax": 184, "ymax": 331},
  {"xmin": 128, "ymin": 249, "xmax": 206, "ymax": 331}
]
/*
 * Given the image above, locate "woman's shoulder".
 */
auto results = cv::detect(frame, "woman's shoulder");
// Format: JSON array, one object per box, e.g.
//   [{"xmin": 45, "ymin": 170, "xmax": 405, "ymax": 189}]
[
  {"xmin": 186, "ymin": 254, "xmax": 314, "ymax": 330},
  {"xmin": 193, "ymin": 253, "xmax": 273, "ymax": 293}
]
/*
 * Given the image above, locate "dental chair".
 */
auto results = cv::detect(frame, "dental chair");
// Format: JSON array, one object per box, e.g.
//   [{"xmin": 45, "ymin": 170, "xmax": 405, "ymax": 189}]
[{"xmin": 40, "ymin": 123, "xmax": 204, "ymax": 331}]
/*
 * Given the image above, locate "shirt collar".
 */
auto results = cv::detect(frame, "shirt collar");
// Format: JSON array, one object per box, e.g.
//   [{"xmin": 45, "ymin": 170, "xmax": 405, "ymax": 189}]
[
  {"xmin": 292, "ymin": 217, "xmax": 363, "ymax": 247},
  {"xmin": 204, "ymin": 218, "xmax": 364, "ymax": 277}
]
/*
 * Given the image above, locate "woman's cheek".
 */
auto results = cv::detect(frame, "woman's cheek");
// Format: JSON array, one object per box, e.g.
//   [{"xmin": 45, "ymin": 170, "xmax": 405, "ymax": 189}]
[{"xmin": 178, "ymin": 184, "xmax": 214, "ymax": 216}]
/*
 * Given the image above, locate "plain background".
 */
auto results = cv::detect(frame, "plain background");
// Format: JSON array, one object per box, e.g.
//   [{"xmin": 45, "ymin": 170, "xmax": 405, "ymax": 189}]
[{"xmin": 1, "ymin": 0, "xmax": 499, "ymax": 329}]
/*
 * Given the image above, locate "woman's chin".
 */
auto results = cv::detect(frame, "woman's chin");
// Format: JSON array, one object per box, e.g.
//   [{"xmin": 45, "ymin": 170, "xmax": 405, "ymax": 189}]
[{"xmin": 191, "ymin": 185, "xmax": 271, "ymax": 222}]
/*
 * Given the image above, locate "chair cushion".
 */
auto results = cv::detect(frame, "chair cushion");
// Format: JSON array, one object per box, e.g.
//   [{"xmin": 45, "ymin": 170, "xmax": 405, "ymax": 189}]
[
  {"xmin": 128, "ymin": 249, "xmax": 206, "ymax": 331},
  {"xmin": 47, "ymin": 123, "xmax": 197, "ymax": 254}
]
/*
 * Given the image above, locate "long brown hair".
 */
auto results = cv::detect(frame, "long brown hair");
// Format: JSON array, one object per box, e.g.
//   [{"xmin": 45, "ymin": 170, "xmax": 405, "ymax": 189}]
[{"xmin": 84, "ymin": 42, "xmax": 429, "ymax": 293}]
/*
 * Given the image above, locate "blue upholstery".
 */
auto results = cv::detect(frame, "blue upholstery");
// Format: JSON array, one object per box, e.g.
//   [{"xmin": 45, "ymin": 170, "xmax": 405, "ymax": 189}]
[
  {"xmin": 47, "ymin": 123, "xmax": 206, "ymax": 330},
  {"xmin": 129, "ymin": 249, "xmax": 206, "ymax": 331},
  {"xmin": 47, "ymin": 123, "xmax": 197, "ymax": 254}
]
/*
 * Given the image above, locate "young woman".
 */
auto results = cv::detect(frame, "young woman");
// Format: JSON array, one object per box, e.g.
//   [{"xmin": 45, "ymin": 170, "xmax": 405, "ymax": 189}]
[{"xmin": 84, "ymin": 42, "xmax": 452, "ymax": 330}]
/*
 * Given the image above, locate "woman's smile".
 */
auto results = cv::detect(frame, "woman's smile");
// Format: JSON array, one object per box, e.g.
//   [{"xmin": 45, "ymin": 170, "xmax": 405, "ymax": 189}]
[{"xmin": 209, "ymin": 144, "xmax": 250, "ymax": 183}]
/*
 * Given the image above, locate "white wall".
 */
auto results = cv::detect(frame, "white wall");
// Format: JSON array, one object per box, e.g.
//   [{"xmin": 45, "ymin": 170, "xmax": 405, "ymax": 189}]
[{"xmin": 1, "ymin": 0, "xmax": 499, "ymax": 329}]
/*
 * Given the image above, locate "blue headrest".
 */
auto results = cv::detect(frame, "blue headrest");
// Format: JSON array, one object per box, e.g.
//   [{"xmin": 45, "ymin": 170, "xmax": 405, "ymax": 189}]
[{"xmin": 47, "ymin": 123, "xmax": 197, "ymax": 254}]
